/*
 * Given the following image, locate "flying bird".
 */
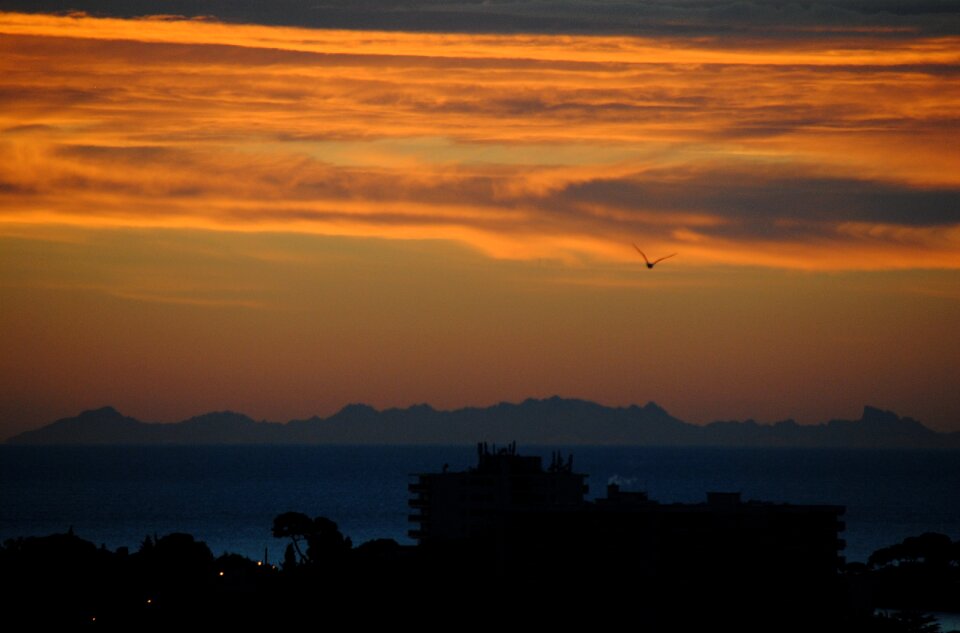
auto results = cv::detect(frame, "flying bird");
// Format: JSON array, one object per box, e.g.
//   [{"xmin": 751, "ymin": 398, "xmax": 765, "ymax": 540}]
[{"xmin": 633, "ymin": 244, "xmax": 676, "ymax": 269}]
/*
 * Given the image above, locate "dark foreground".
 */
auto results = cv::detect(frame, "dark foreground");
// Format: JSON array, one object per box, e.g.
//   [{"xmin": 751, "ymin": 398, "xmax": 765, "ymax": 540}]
[{"xmin": 2, "ymin": 519, "xmax": 958, "ymax": 631}]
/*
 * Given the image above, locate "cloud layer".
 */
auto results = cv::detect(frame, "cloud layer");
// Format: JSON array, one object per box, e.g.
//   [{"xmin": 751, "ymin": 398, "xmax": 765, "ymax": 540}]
[
  {"xmin": 1, "ymin": 11, "xmax": 959, "ymax": 269},
  {"xmin": 5, "ymin": 1, "xmax": 960, "ymax": 36}
]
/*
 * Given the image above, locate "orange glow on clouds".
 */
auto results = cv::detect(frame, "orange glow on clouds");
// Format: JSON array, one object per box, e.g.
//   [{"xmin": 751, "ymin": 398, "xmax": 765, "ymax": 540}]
[{"xmin": 2, "ymin": 11, "xmax": 959, "ymax": 270}]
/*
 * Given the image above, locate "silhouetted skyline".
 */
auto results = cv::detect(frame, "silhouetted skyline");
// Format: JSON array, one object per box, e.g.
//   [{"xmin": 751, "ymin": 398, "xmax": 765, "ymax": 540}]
[
  {"xmin": 3, "ymin": 446, "xmax": 958, "ymax": 627},
  {"xmin": 7, "ymin": 398, "xmax": 958, "ymax": 447}
]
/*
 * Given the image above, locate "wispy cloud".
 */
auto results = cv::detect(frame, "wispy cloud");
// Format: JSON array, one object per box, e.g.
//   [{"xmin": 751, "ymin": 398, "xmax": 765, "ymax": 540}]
[{"xmin": 1, "ymin": 11, "xmax": 958, "ymax": 270}]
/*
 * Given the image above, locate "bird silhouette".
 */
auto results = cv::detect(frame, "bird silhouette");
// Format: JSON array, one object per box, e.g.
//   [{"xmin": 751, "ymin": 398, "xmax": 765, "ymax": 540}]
[{"xmin": 633, "ymin": 244, "xmax": 676, "ymax": 269}]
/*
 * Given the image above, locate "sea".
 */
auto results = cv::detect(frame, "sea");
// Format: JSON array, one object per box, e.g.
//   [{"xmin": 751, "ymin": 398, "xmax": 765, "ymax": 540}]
[{"xmin": 1, "ymin": 445, "xmax": 958, "ymax": 565}]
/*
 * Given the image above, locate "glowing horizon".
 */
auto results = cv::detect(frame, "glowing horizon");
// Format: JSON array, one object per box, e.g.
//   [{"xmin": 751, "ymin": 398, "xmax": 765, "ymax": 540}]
[{"xmin": 1, "ymin": 11, "xmax": 958, "ymax": 438}]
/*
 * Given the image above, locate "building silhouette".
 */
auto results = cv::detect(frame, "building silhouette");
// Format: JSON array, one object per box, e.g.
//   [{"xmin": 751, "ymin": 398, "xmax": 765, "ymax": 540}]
[
  {"xmin": 408, "ymin": 441, "xmax": 587, "ymax": 544},
  {"xmin": 408, "ymin": 443, "xmax": 847, "ymax": 627}
]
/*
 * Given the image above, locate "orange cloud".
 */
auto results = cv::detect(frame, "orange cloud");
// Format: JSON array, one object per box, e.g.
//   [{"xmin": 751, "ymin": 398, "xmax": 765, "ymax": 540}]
[{"xmin": 1, "ymin": 12, "xmax": 959, "ymax": 270}]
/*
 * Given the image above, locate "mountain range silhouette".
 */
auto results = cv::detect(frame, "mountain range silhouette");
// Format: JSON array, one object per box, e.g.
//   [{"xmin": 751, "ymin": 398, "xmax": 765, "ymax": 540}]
[{"xmin": 7, "ymin": 398, "xmax": 958, "ymax": 448}]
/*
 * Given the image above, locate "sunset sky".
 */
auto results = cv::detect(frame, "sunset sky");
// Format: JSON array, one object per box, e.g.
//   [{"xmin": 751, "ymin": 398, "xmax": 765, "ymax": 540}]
[{"xmin": 2, "ymin": 2, "xmax": 959, "ymax": 438}]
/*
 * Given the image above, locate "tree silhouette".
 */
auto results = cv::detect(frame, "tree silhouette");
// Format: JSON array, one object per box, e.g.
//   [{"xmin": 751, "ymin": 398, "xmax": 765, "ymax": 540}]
[
  {"xmin": 304, "ymin": 517, "xmax": 351, "ymax": 563},
  {"xmin": 282, "ymin": 543, "xmax": 298, "ymax": 571},
  {"xmin": 272, "ymin": 512, "xmax": 351, "ymax": 567},
  {"xmin": 869, "ymin": 533, "xmax": 956, "ymax": 569},
  {"xmin": 272, "ymin": 512, "xmax": 313, "ymax": 564}
]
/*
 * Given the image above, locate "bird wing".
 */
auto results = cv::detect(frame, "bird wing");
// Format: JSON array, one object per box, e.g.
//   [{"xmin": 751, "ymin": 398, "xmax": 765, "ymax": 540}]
[
  {"xmin": 632, "ymin": 243, "xmax": 651, "ymax": 265},
  {"xmin": 652, "ymin": 253, "xmax": 677, "ymax": 264}
]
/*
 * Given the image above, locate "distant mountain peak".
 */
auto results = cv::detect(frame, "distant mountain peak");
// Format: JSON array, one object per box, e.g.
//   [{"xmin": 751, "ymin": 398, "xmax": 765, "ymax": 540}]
[
  {"xmin": 5, "ymin": 400, "xmax": 954, "ymax": 448},
  {"xmin": 80, "ymin": 406, "xmax": 123, "ymax": 418},
  {"xmin": 642, "ymin": 401, "xmax": 669, "ymax": 415},
  {"xmin": 519, "ymin": 395, "xmax": 597, "ymax": 409},
  {"xmin": 857, "ymin": 405, "xmax": 929, "ymax": 434},
  {"xmin": 862, "ymin": 405, "xmax": 897, "ymax": 421},
  {"xmin": 7, "ymin": 405, "xmax": 142, "ymax": 445},
  {"xmin": 182, "ymin": 411, "xmax": 256, "ymax": 426},
  {"xmin": 334, "ymin": 403, "xmax": 379, "ymax": 418}
]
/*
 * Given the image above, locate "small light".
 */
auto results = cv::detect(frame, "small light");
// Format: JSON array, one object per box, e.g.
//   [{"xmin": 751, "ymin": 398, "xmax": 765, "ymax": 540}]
[
  {"xmin": 257, "ymin": 561, "xmax": 262, "ymax": 566},
  {"xmin": 146, "ymin": 599, "xmax": 152, "ymax": 605},
  {"xmin": 218, "ymin": 571, "xmax": 224, "ymax": 576}
]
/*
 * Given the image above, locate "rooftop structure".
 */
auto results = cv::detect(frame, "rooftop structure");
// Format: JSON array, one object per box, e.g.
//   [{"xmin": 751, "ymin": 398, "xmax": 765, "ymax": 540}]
[
  {"xmin": 408, "ymin": 445, "xmax": 845, "ymax": 584},
  {"xmin": 408, "ymin": 442, "xmax": 587, "ymax": 543}
]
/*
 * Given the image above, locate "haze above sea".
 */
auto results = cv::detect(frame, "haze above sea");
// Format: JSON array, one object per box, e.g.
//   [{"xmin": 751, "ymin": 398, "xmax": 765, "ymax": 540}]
[{"xmin": 2, "ymin": 445, "xmax": 958, "ymax": 564}]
